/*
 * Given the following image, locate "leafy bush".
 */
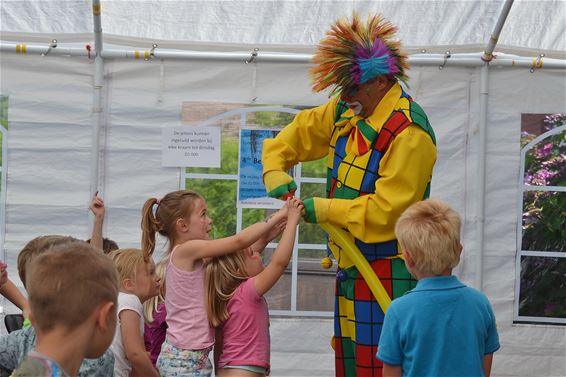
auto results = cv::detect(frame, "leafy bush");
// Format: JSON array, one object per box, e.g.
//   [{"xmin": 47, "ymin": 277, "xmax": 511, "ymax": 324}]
[
  {"xmin": 521, "ymin": 113, "xmax": 565, "ymax": 252},
  {"xmin": 519, "ymin": 113, "xmax": 565, "ymax": 319}
]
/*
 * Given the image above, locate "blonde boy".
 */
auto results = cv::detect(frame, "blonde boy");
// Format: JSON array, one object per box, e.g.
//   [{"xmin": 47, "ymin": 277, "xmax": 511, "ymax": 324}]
[
  {"xmin": 377, "ymin": 199, "xmax": 500, "ymax": 377},
  {"xmin": 12, "ymin": 242, "xmax": 119, "ymax": 377}
]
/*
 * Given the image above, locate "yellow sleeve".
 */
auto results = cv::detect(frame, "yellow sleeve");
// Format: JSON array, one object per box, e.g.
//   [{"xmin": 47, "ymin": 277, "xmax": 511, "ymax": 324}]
[
  {"xmin": 327, "ymin": 125, "xmax": 437, "ymax": 242},
  {"xmin": 262, "ymin": 97, "xmax": 339, "ymax": 174}
]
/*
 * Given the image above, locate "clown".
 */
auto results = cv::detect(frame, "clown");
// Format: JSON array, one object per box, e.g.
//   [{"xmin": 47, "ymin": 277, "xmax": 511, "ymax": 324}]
[{"xmin": 261, "ymin": 13, "xmax": 437, "ymax": 376}]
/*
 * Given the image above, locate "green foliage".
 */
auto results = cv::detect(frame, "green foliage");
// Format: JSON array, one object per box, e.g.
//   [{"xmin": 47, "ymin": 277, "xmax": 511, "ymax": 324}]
[
  {"xmin": 301, "ymin": 157, "xmax": 327, "ymax": 178},
  {"xmin": 519, "ymin": 257, "xmax": 566, "ymax": 318},
  {"xmin": 522, "ymin": 192, "xmax": 565, "ymax": 252},
  {"xmin": 0, "ymin": 96, "xmax": 8, "ymax": 129},
  {"xmin": 187, "ymin": 136, "xmax": 239, "ymax": 175},
  {"xmin": 186, "ymin": 178, "xmax": 237, "ymax": 238},
  {"xmin": 251, "ymin": 111, "xmax": 297, "ymax": 129},
  {"xmin": 521, "ymin": 114, "xmax": 566, "ymax": 252},
  {"xmin": 299, "ymin": 183, "xmax": 327, "ymax": 245},
  {"xmin": 0, "ymin": 96, "xmax": 7, "ymax": 166},
  {"xmin": 519, "ymin": 113, "xmax": 565, "ymax": 320}
]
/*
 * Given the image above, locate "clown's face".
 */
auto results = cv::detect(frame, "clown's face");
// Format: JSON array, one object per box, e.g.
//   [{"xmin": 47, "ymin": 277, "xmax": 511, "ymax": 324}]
[{"xmin": 339, "ymin": 76, "xmax": 394, "ymax": 118}]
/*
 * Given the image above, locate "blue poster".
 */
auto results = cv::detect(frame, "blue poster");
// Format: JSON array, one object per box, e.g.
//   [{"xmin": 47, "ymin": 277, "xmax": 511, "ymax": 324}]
[{"xmin": 238, "ymin": 128, "xmax": 285, "ymax": 208}]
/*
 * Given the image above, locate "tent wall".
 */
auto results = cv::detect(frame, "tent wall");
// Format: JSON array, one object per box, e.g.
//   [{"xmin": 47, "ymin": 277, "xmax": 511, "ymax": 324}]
[{"xmin": 1, "ymin": 52, "xmax": 565, "ymax": 376}]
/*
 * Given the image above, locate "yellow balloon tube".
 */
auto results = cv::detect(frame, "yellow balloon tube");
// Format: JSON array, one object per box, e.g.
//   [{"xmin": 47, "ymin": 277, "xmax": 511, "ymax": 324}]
[{"xmin": 320, "ymin": 223, "xmax": 392, "ymax": 313}]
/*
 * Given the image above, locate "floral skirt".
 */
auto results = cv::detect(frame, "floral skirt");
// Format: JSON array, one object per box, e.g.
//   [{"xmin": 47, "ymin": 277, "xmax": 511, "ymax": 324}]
[{"xmin": 156, "ymin": 338, "xmax": 213, "ymax": 377}]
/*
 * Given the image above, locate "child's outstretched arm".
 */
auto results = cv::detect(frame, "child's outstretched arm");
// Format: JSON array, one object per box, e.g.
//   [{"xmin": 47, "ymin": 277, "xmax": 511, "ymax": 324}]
[
  {"xmin": 89, "ymin": 191, "xmax": 105, "ymax": 251},
  {"xmin": 253, "ymin": 198, "xmax": 303, "ymax": 297},
  {"xmin": 120, "ymin": 310, "xmax": 159, "ymax": 377},
  {"xmin": 249, "ymin": 216, "xmax": 287, "ymax": 255},
  {"xmin": 179, "ymin": 203, "xmax": 289, "ymax": 262},
  {"xmin": 0, "ymin": 279, "xmax": 29, "ymax": 319}
]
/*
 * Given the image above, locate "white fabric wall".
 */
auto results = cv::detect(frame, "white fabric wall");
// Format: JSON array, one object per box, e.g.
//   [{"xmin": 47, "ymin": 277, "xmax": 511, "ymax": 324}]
[{"xmin": 1, "ymin": 52, "xmax": 565, "ymax": 375}]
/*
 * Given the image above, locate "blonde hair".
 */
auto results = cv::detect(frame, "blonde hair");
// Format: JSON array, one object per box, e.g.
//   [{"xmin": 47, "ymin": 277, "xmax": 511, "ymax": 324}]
[
  {"xmin": 26, "ymin": 241, "xmax": 119, "ymax": 332},
  {"xmin": 143, "ymin": 258, "xmax": 167, "ymax": 323},
  {"xmin": 141, "ymin": 190, "xmax": 203, "ymax": 262},
  {"xmin": 110, "ymin": 248, "xmax": 149, "ymax": 284},
  {"xmin": 18, "ymin": 235, "xmax": 80, "ymax": 289},
  {"xmin": 205, "ymin": 251, "xmax": 249, "ymax": 327},
  {"xmin": 395, "ymin": 198, "xmax": 462, "ymax": 275}
]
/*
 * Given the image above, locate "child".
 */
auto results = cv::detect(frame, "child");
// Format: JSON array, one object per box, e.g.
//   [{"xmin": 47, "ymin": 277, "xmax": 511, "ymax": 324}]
[
  {"xmin": 377, "ymin": 199, "xmax": 500, "ymax": 377},
  {"xmin": 12, "ymin": 241, "xmax": 119, "ymax": 377},
  {"xmin": 109, "ymin": 248, "xmax": 161, "ymax": 377},
  {"xmin": 143, "ymin": 258, "xmax": 168, "ymax": 367},
  {"xmin": 140, "ymin": 189, "xmax": 288, "ymax": 376},
  {"xmin": 0, "ymin": 235, "xmax": 115, "ymax": 377},
  {"xmin": 206, "ymin": 197, "xmax": 303, "ymax": 376}
]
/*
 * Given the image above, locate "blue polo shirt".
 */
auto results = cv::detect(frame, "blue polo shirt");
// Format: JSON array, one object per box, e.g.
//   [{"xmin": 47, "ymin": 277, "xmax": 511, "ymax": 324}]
[{"xmin": 377, "ymin": 275, "xmax": 500, "ymax": 376}]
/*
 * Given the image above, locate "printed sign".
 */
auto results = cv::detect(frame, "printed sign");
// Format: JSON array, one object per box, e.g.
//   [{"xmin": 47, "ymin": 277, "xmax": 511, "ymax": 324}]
[{"xmin": 162, "ymin": 126, "xmax": 221, "ymax": 167}]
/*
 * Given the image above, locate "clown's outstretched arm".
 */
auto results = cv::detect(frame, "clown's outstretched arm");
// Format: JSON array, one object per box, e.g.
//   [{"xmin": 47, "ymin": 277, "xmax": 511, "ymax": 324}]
[
  {"xmin": 262, "ymin": 97, "xmax": 339, "ymax": 199},
  {"xmin": 304, "ymin": 125, "xmax": 436, "ymax": 243}
]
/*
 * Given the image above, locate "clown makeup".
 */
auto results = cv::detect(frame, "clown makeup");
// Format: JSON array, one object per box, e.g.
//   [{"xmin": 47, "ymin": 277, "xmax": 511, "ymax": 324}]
[{"xmin": 346, "ymin": 101, "xmax": 363, "ymax": 115}]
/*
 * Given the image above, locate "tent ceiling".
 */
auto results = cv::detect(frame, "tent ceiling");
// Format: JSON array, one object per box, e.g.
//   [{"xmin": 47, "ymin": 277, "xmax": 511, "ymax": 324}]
[{"xmin": 1, "ymin": 0, "xmax": 565, "ymax": 58}]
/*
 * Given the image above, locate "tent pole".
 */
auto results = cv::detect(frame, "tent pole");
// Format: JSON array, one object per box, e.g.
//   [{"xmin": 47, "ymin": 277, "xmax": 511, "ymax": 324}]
[
  {"xmin": 475, "ymin": 0, "xmax": 514, "ymax": 292},
  {"xmin": 483, "ymin": 0, "xmax": 515, "ymax": 62},
  {"xmin": 2, "ymin": 42, "xmax": 565, "ymax": 69},
  {"xmin": 88, "ymin": 0, "xmax": 104, "ymax": 238},
  {"xmin": 91, "ymin": 0, "xmax": 104, "ymax": 199},
  {"xmin": 476, "ymin": 62, "xmax": 489, "ymax": 292}
]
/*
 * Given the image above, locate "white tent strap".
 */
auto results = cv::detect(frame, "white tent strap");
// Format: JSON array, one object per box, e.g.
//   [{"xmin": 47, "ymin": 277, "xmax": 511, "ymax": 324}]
[{"xmin": 1, "ymin": 42, "xmax": 565, "ymax": 70}]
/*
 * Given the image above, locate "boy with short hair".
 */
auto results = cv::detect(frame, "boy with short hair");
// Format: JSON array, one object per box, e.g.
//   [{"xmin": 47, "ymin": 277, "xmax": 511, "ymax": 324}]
[
  {"xmin": 377, "ymin": 198, "xmax": 500, "ymax": 377},
  {"xmin": 1, "ymin": 236, "xmax": 115, "ymax": 377},
  {"xmin": 11, "ymin": 241, "xmax": 119, "ymax": 377}
]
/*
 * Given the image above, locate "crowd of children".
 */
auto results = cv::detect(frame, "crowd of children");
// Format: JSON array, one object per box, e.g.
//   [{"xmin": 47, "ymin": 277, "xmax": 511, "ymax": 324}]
[{"xmin": 0, "ymin": 190, "xmax": 499, "ymax": 377}]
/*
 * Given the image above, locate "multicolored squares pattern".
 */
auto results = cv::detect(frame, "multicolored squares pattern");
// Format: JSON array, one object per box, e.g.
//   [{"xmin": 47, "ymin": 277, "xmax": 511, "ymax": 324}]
[{"xmin": 334, "ymin": 257, "xmax": 417, "ymax": 377}]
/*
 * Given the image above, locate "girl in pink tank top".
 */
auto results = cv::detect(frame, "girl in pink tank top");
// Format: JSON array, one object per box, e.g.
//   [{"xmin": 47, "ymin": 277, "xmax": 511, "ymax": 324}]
[
  {"xmin": 140, "ymin": 190, "xmax": 290, "ymax": 377},
  {"xmin": 205, "ymin": 198, "xmax": 303, "ymax": 377}
]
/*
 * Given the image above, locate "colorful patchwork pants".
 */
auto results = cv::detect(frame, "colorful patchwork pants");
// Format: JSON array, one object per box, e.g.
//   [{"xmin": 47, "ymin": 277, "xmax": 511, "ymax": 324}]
[{"xmin": 334, "ymin": 257, "xmax": 416, "ymax": 377}]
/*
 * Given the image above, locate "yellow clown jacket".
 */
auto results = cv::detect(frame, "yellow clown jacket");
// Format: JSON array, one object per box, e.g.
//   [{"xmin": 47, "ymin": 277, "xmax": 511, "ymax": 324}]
[{"xmin": 263, "ymin": 82, "xmax": 436, "ymax": 252}]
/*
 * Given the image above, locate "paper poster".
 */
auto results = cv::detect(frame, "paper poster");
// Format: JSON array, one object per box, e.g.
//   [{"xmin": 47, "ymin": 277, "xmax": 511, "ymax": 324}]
[
  {"xmin": 161, "ymin": 126, "xmax": 221, "ymax": 167},
  {"xmin": 237, "ymin": 128, "xmax": 288, "ymax": 208}
]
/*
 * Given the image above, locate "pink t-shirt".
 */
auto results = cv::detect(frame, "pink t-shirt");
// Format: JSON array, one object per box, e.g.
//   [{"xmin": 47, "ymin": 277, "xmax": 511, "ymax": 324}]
[
  {"xmin": 165, "ymin": 248, "xmax": 214, "ymax": 350},
  {"xmin": 218, "ymin": 277, "xmax": 270, "ymax": 370}
]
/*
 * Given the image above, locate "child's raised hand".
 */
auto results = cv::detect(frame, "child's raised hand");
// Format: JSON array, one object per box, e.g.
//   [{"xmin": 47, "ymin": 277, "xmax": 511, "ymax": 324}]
[
  {"xmin": 286, "ymin": 197, "xmax": 304, "ymax": 224},
  {"xmin": 89, "ymin": 191, "xmax": 105, "ymax": 219}
]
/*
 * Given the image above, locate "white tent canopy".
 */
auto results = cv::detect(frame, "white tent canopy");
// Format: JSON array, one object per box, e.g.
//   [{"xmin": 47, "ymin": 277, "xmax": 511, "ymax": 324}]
[
  {"xmin": 1, "ymin": 0, "xmax": 566, "ymax": 58},
  {"xmin": 1, "ymin": 1, "xmax": 565, "ymax": 376}
]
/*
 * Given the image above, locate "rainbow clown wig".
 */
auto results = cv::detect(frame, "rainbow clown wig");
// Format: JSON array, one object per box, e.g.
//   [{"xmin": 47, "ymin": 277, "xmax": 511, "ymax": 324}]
[{"xmin": 310, "ymin": 13, "xmax": 408, "ymax": 95}]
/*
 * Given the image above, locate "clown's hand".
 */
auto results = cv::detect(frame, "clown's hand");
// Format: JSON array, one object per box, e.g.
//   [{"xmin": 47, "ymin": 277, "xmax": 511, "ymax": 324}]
[
  {"xmin": 263, "ymin": 170, "xmax": 297, "ymax": 200},
  {"xmin": 302, "ymin": 197, "xmax": 330, "ymax": 224}
]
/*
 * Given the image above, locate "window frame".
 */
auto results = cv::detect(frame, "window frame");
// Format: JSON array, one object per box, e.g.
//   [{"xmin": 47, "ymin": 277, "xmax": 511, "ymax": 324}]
[
  {"xmin": 514, "ymin": 124, "xmax": 566, "ymax": 325},
  {"xmin": 181, "ymin": 105, "xmax": 333, "ymax": 317}
]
